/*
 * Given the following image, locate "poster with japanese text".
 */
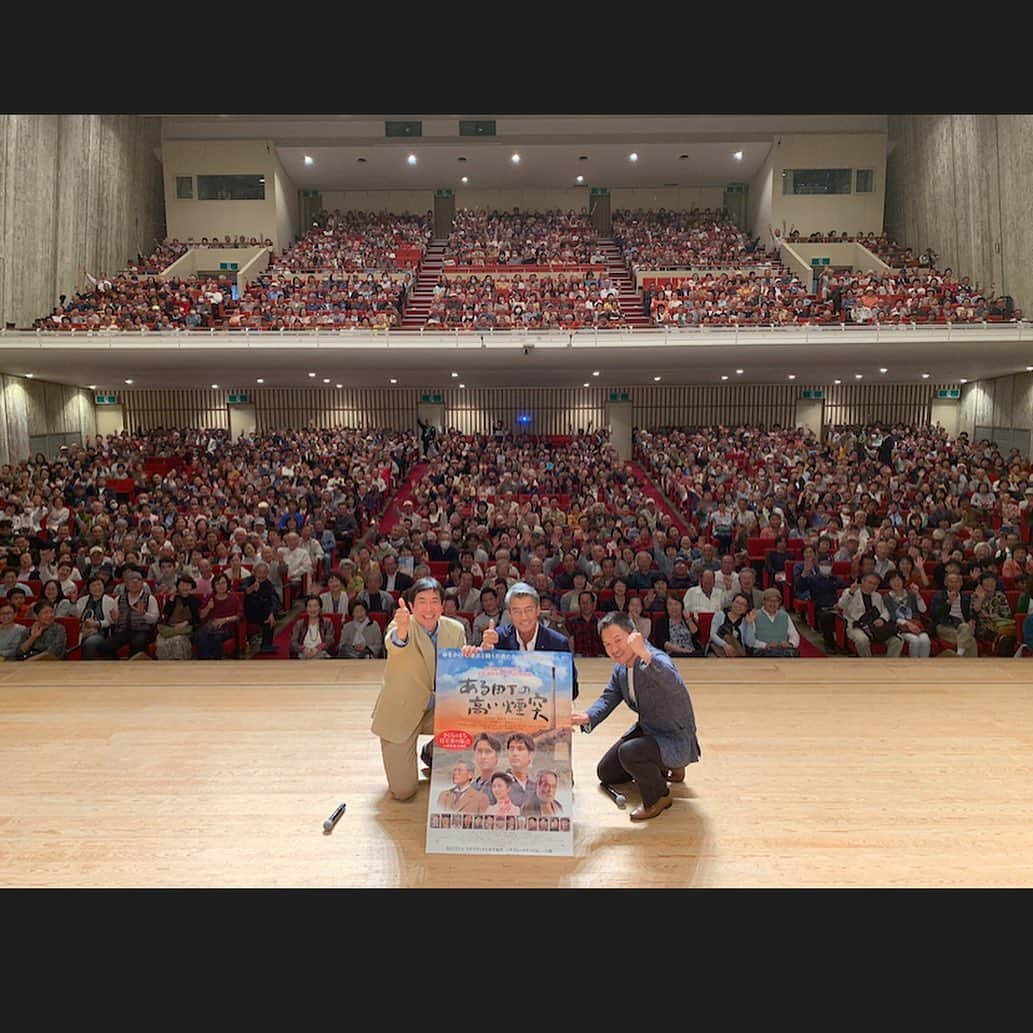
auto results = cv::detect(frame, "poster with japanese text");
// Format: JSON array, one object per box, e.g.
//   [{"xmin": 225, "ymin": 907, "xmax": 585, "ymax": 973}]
[{"xmin": 426, "ymin": 648, "xmax": 574, "ymax": 857}]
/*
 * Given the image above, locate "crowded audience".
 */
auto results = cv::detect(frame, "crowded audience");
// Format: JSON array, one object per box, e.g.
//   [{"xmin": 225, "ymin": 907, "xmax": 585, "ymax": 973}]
[
  {"xmin": 424, "ymin": 272, "xmax": 627, "ymax": 330},
  {"xmin": 442, "ymin": 210, "xmax": 598, "ymax": 266},
  {"xmin": 636, "ymin": 422, "xmax": 1032, "ymax": 655},
  {"xmin": 613, "ymin": 208, "xmax": 779, "ymax": 272},
  {"xmin": 0, "ymin": 415, "xmax": 1030, "ymax": 660}
]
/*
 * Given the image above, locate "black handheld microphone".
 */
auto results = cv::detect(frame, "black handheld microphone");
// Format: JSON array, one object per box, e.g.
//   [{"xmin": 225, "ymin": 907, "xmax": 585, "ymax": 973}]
[{"xmin": 322, "ymin": 802, "xmax": 347, "ymax": 834}]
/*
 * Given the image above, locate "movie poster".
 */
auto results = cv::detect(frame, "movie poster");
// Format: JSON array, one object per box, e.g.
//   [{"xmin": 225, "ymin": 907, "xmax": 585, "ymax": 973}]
[{"xmin": 426, "ymin": 648, "xmax": 574, "ymax": 857}]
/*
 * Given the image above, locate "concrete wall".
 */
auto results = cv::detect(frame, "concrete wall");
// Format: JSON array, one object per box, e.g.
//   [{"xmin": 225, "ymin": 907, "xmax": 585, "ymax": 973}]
[
  {"xmin": 959, "ymin": 372, "xmax": 1033, "ymax": 438},
  {"xmin": 748, "ymin": 146, "xmax": 774, "ymax": 241},
  {"xmin": 611, "ymin": 187, "xmax": 726, "ymax": 212},
  {"xmin": 454, "ymin": 188, "xmax": 589, "ymax": 212},
  {"xmin": 930, "ymin": 398, "xmax": 960, "ymax": 438},
  {"xmin": 764, "ymin": 132, "xmax": 887, "ymax": 238},
  {"xmin": 163, "ymin": 139, "xmax": 296, "ymax": 253},
  {"xmin": 607, "ymin": 401, "xmax": 633, "ymax": 459},
  {"xmin": 886, "ymin": 114, "xmax": 1033, "ymax": 317},
  {"xmin": 320, "ymin": 191, "xmax": 433, "ymax": 215},
  {"xmin": 274, "ymin": 152, "xmax": 299, "ymax": 249},
  {"xmin": 0, "ymin": 374, "xmax": 97, "ymax": 466},
  {"xmin": 0, "ymin": 115, "xmax": 165, "ymax": 330}
]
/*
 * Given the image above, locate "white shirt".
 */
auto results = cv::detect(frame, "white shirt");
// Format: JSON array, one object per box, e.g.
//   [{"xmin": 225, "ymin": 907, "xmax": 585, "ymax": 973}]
[
  {"xmin": 279, "ymin": 545, "xmax": 313, "ymax": 579},
  {"xmin": 684, "ymin": 585, "xmax": 724, "ymax": 615}
]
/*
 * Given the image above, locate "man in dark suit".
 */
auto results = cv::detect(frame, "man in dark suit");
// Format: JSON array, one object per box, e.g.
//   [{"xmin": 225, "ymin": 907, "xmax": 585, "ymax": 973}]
[
  {"xmin": 571, "ymin": 611, "xmax": 701, "ymax": 822},
  {"xmin": 380, "ymin": 553, "xmax": 414, "ymax": 594},
  {"xmin": 930, "ymin": 571, "xmax": 977, "ymax": 656},
  {"xmin": 481, "ymin": 581, "xmax": 579, "ymax": 699}
]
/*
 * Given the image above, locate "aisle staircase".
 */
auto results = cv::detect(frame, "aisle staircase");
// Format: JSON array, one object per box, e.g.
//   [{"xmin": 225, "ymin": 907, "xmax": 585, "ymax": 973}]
[
  {"xmin": 597, "ymin": 239, "xmax": 651, "ymax": 328},
  {"xmin": 400, "ymin": 240, "xmax": 447, "ymax": 329}
]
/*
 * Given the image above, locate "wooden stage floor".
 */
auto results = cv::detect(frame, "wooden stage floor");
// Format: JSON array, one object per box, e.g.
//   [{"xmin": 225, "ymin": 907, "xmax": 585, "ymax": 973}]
[{"xmin": 2, "ymin": 658, "xmax": 1031, "ymax": 888}]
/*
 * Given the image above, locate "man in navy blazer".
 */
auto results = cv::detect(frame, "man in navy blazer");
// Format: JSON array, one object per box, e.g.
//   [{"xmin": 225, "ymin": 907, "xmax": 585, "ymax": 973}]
[
  {"xmin": 480, "ymin": 582, "xmax": 579, "ymax": 699},
  {"xmin": 571, "ymin": 611, "xmax": 701, "ymax": 821}
]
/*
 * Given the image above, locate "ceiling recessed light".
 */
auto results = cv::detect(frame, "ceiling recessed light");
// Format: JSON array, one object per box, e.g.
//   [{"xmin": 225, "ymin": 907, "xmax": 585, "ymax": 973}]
[
  {"xmin": 323, "ymin": 378, "xmax": 330, "ymax": 384},
  {"xmin": 1026, "ymin": 366, "xmax": 1033, "ymax": 372},
  {"xmin": 855, "ymin": 374, "xmax": 864, "ymax": 379},
  {"xmin": 879, "ymin": 368, "xmax": 888, "ymax": 373},
  {"xmin": 211, "ymin": 384, "xmax": 219, "ymax": 389},
  {"xmin": 733, "ymin": 151, "xmax": 743, "ymax": 161},
  {"xmin": 834, "ymin": 379, "xmax": 842, "ymax": 385},
  {"xmin": 788, "ymin": 374, "xmax": 796, "ymax": 380},
  {"xmin": 583, "ymin": 383, "xmax": 590, "ymax": 388},
  {"xmin": 336, "ymin": 384, "xmax": 342, "ymax": 389},
  {"xmin": 461, "ymin": 176, "xmax": 469, "ymax": 184},
  {"xmin": 389, "ymin": 378, "xmax": 397, "ymax": 384},
  {"xmin": 960, "ymin": 379, "xmax": 968, "ymax": 384},
  {"xmin": 407, "ymin": 154, "xmax": 417, "ymax": 165},
  {"xmin": 735, "ymin": 369, "xmax": 744, "ymax": 375},
  {"xmin": 308, "ymin": 372, "xmax": 316, "ymax": 378},
  {"xmin": 304, "ymin": 155, "xmax": 313, "ymax": 166},
  {"xmin": 629, "ymin": 152, "xmax": 638, "ymax": 162},
  {"xmin": 592, "ymin": 371, "xmax": 600, "ymax": 376},
  {"xmin": 653, "ymin": 375, "xmax": 661, "ymax": 381},
  {"xmin": 511, "ymin": 154, "xmax": 520, "ymax": 164},
  {"xmin": 256, "ymin": 378, "xmax": 264, "ymax": 384},
  {"xmin": 24, "ymin": 373, "xmax": 33, "ymax": 378},
  {"xmin": 88, "ymin": 385, "xmax": 96, "ymax": 390},
  {"xmin": 921, "ymin": 372, "xmax": 930, "ymax": 379},
  {"xmin": 459, "ymin": 383, "xmax": 465, "ymax": 389},
  {"xmin": 451, "ymin": 371, "xmax": 459, "ymax": 378},
  {"xmin": 576, "ymin": 175, "xmax": 584, "ymax": 183},
  {"xmin": 721, "ymin": 375, "xmax": 729, "ymax": 381},
  {"xmin": 124, "ymin": 378, "xmax": 133, "ymax": 384}
]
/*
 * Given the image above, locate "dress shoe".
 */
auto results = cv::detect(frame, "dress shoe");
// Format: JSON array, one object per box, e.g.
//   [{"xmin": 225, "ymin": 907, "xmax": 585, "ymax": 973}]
[
  {"xmin": 665, "ymin": 766, "xmax": 686, "ymax": 783},
  {"xmin": 630, "ymin": 792, "xmax": 673, "ymax": 821}
]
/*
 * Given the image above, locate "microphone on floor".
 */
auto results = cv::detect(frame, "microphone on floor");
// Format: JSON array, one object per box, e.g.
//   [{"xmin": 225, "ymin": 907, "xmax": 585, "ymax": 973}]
[
  {"xmin": 600, "ymin": 783, "xmax": 627, "ymax": 809},
  {"xmin": 323, "ymin": 802, "xmax": 347, "ymax": 834}
]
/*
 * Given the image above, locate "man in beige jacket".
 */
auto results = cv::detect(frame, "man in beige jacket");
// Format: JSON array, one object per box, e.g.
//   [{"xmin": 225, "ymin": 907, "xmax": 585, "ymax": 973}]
[{"xmin": 371, "ymin": 577, "xmax": 472, "ymax": 801}]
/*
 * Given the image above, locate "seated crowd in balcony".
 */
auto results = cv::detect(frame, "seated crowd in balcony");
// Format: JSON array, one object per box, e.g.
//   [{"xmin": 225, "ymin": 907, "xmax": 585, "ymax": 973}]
[
  {"xmin": 269, "ymin": 210, "xmax": 432, "ymax": 276},
  {"xmin": 442, "ymin": 210, "xmax": 598, "ymax": 266},
  {"xmin": 613, "ymin": 208, "xmax": 780, "ymax": 272},
  {"xmin": 424, "ymin": 272, "xmax": 627, "ymax": 330}
]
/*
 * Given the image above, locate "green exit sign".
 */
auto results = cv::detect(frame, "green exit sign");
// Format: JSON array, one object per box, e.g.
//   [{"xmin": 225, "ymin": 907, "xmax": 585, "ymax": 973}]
[
  {"xmin": 95, "ymin": 393, "xmax": 118, "ymax": 405},
  {"xmin": 937, "ymin": 388, "xmax": 961, "ymax": 399},
  {"xmin": 802, "ymin": 389, "xmax": 825, "ymax": 399},
  {"xmin": 227, "ymin": 392, "xmax": 249, "ymax": 404},
  {"xmin": 608, "ymin": 391, "xmax": 631, "ymax": 402},
  {"xmin": 421, "ymin": 392, "xmax": 442, "ymax": 404},
  {"xmin": 810, "ymin": 257, "xmax": 831, "ymax": 266},
  {"xmin": 589, "ymin": 187, "xmax": 609, "ymax": 197},
  {"xmin": 434, "ymin": 189, "xmax": 454, "ymax": 199},
  {"xmin": 219, "ymin": 262, "xmax": 239, "ymax": 271},
  {"xmin": 725, "ymin": 183, "xmax": 745, "ymax": 194}
]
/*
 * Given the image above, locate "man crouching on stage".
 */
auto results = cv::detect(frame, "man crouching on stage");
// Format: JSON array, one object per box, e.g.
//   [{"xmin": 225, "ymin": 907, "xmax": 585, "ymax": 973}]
[{"xmin": 570, "ymin": 611, "xmax": 701, "ymax": 821}]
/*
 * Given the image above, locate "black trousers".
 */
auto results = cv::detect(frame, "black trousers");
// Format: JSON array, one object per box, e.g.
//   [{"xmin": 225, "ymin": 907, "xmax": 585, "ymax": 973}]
[
  {"xmin": 815, "ymin": 607, "xmax": 838, "ymax": 648},
  {"xmin": 105, "ymin": 627, "xmax": 155, "ymax": 658},
  {"xmin": 596, "ymin": 723, "xmax": 669, "ymax": 808}
]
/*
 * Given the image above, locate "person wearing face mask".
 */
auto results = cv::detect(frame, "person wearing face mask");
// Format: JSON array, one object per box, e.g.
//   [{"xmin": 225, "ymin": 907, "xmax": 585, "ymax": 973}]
[{"xmin": 795, "ymin": 555, "xmax": 850, "ymax": 654}]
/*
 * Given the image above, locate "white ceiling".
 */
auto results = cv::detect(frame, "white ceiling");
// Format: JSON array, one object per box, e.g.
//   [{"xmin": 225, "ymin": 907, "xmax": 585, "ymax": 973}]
[
  {"xmin": 162, "ymin": 114, "xmax": 887, "ymax": 192},
  {"xmin": 1, "ymin": 327, "xmax": 1027, "ymax": 390}
]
